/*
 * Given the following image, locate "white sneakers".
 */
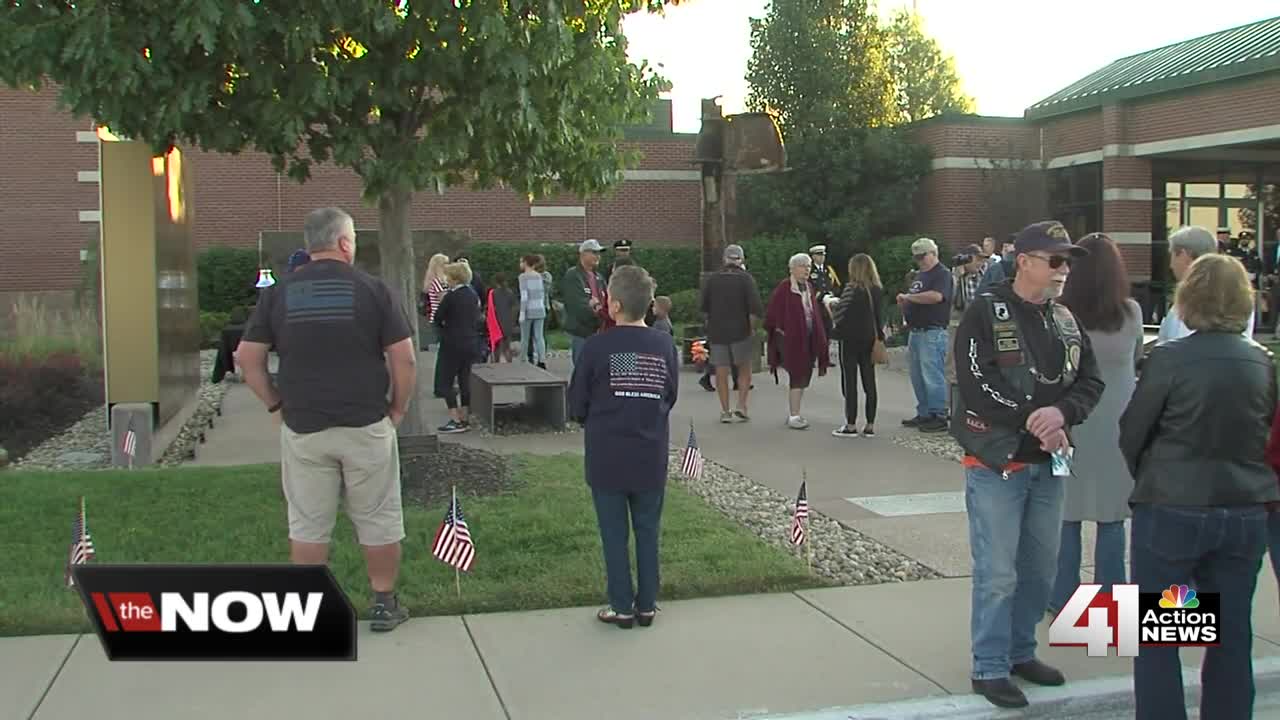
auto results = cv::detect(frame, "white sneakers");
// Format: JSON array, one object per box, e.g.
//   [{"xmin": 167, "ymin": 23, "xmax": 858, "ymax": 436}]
[{"xmin": 787, "ymin": 415, "xmax": 809, "ymax": 430}]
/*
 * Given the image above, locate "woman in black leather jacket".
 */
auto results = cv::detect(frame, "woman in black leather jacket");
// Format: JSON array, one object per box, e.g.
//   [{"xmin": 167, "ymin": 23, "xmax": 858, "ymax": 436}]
[{"xmin": 1118, "ymin": 253, "xmax": 1279, "ymax": 720}]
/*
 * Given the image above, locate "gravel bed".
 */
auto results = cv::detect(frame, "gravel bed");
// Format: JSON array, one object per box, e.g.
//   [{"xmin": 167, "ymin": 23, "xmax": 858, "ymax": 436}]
[
  {"xmin": 891, "ymin": 430, "xmax": 965, "ymax": 464},
  {"xmin": 12, "ymin": 350, "xmax": 230, "ymax": 471},
  {"xmin": 668, "ymin": 449, "xmax": 941, "ymax": 585}
]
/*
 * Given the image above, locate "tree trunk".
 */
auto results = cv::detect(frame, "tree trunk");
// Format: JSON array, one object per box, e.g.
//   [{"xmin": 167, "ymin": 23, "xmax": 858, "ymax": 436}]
[{"xmin": 378, "ymin": 183, "xmax": 432, "ymax": 437}]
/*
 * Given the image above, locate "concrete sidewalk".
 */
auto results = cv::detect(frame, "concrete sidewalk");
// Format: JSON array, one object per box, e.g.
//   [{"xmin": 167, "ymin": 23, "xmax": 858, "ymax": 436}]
[{"xmin": 10, "ymin": 571, "xmax": 1280, "ymax": 720}]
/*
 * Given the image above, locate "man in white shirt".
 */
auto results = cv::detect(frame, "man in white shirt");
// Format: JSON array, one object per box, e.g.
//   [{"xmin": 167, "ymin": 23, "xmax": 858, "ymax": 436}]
[{"xmin": 1157, "ymin": 226, "xmax": 1255, "ymax": 344}]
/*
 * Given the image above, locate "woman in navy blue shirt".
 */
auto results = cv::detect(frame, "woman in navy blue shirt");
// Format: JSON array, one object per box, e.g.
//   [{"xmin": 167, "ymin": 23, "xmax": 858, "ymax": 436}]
[{"xmin": 568, "ymin": 265, "xmax": 679, "ymax": 629}]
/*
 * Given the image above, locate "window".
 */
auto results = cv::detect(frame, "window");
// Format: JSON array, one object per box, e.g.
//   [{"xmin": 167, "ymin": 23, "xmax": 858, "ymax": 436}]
[{"xmin": 1048, "ymin": 164, "xmax": 1102, "ymax": 237}]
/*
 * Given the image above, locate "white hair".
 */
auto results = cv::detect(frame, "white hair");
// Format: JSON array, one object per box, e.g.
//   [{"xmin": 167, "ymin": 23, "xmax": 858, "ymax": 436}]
[
  {"xmin": 1169, "ymin": 226, "xmax": 1217, "ymax": 260},
  {"xmin": 788, "ymin": 252, "xmax": 812, "ymax": 269},
  {"xmin": 303, "ymin": 207, "xmax": 354, "ymax": 252}
]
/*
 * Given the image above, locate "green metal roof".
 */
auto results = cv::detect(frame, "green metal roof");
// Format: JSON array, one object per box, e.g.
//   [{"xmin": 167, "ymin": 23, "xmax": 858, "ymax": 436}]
[{"xmin": 1026, "ymin": 15, "xmax": 1280, "ymax": 119}]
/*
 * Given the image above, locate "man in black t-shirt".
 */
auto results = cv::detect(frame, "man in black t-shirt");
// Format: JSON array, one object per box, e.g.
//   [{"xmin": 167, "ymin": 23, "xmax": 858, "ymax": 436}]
[
  {"xmin": 237, "ymin": 206, "xmax": 418, "ymax": 633},
  {"xmin": 897, "ymin": 237, "xmax": 954, "ymax": 433}
]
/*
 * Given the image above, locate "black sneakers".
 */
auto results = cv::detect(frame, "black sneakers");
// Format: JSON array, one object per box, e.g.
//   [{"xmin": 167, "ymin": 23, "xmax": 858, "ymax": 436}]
[
  {"xmin": 370, "ymin": 602, "xmax": 409, "ymax": 632},
  {"xmin": 917, "ymin": 416, "xmax": 949, "ymax": 433},
  {"xmin": 438, "ymin": 419, "xmax": 470, "ymax": 434}
]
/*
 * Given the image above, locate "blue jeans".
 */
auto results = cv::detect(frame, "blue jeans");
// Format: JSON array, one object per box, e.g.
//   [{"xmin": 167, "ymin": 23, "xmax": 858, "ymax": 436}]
[
  {"xmin": 521, "ymin": 317, "xmax": 546, "ymax": 364},
  {"xmin": 1130, "ymin": 503, "xmax": 1266, "ymax": 720},
  {"xmin": 591, "ymin": 485, "xmax": 665, "ymax": 613},
  {"xmin": 571, "ymin": 334, "xmax": 588, "ymax": 366},
  {"xmin": 966, "ymin": 462, "xmax": 1063, "ymax": 680},
  {"xmin": 1050, "ymin": 520, "xmax": 1127, "ymax": 612},
  {"xmin": 908, "ymin": 327, "xmax": 948, "ymax": 418}
]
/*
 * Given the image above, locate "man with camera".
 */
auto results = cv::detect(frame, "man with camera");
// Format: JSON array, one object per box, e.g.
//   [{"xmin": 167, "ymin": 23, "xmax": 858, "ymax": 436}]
[{"xmin": 945, "ymin": 244, "xmax": 987, "ymax": 416}]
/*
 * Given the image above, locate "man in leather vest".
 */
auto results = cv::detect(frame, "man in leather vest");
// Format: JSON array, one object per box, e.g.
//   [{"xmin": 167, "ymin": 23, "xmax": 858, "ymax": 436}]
[{"xmin": 951, "ymin": 220, "xmax": 1105, "ymax": 709}]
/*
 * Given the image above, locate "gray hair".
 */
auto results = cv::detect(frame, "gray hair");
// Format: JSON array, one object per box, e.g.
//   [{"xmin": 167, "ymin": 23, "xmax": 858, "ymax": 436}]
[
  {"xmin": 607, "ymin": 265, "xmax": 655, "ymax": 322},
  {"xmin": 303, "ymin": 207, "xmax": 354, "ymax": 252},
  {"xmin": 788, "ymin": 252, "xmax": 813, "ymax": 270},
  {"xmin": 1169, "ymin": 226, "xmax": 1217, "ymax": 260}
]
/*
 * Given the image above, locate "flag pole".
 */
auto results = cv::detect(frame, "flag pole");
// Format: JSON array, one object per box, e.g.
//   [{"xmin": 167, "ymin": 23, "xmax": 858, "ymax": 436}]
[
  {"xmin": 453, "ymin": 484, "xmax": 462, "ymax": 598},
  {"xmin": 803, "ymin": 468, "xmax": 813, "ymax": 575}
]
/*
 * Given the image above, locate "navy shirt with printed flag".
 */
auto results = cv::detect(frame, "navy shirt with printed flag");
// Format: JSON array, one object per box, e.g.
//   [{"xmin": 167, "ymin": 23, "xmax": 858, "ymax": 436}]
[{"xmin": 568, "ymin": 326, "xmax": 679, "ymax": 492}]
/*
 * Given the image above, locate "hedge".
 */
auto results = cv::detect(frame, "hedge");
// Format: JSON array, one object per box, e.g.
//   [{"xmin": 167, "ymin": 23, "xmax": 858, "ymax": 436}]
[
  {"xmin": 463, "ymin": 242, "xmax": 702, "ymax": 300},
  {"xmin": 198, "ymin": 248, "xmax": 259, "ymax": 313}
]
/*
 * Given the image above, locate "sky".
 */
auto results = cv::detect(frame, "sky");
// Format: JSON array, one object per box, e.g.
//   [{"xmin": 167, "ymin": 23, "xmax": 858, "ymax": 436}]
[{"xmin": 621, "ymin": 0, "xmax": 1280, "ymax": 133}]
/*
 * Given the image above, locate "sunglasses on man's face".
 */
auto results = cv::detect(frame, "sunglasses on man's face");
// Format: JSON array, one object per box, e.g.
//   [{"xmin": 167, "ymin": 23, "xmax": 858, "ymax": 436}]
[{"xmin": 1027, "ymin": 254, "xmax": 1072, "ymax": 269}]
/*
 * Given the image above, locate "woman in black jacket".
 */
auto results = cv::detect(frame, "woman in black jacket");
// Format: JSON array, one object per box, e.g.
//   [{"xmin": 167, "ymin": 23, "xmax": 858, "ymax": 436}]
[
  {"xmin": 829, "ymin": 253, "xmax": 885, "ymax": 438},
  {"xmin": 433, "ymin": 261, "xmax": 482, "ymax": 434},
  {"xmin": 1118, "ymin": 253, "xmax": 1279, "ymax": 720}
]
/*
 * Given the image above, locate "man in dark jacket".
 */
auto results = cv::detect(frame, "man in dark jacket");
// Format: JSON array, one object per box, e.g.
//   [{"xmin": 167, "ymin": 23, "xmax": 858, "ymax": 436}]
[
  {"xmin": 562, "ymin": 239, "xmax": 610, "ymax": 366},
  {"xmin": 700, "ymin": 244, "xmax": 763, "ymax": 422},
  {"xmin": 950, "ymin": 220, "xmax": 1104, "ymax": 710}
]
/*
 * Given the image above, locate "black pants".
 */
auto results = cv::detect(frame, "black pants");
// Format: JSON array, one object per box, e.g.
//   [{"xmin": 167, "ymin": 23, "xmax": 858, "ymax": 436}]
[
  {"xmin": 837, "ymin": 341, "xmax": 877, "ymax": 425},
  {"xmin": 434, "ymin": 345, "xmax": 473, "ymax": 409}
]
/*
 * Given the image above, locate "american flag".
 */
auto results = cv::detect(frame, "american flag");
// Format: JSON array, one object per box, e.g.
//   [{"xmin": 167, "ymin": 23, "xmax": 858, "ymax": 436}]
[
  {"xmin": 65, "ymin": 496, "xmax": 94, "ymax": 587},
  {"xmin": 121, "ymin": 416, "xmax": 138, "ymax": 460},
  {"xmin": 432, "ymin": 489, "xmax": 475, "ymax": 573},
  {"xmin": 790, "ymin": 481, "xmax": 809, "ymax": 546},
  {"xmin": 609, "ymin": 351, "xmax": 668, "ymax": 400},
  {"xmin": 680, "ymin": 422, "xmax": 703, "ymax": 480}
]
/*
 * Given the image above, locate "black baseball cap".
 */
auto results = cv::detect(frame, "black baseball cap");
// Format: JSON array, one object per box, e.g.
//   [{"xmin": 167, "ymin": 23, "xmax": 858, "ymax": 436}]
[{"xmin": 1014, "ymin": 221, "xmax": 1088, "ymax": 257}]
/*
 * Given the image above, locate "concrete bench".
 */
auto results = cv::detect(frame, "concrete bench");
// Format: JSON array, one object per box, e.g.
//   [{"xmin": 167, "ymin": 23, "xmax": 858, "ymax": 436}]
[{"xmin": 468, "ymin": 364, "xmax": 567, "ymax": 432}]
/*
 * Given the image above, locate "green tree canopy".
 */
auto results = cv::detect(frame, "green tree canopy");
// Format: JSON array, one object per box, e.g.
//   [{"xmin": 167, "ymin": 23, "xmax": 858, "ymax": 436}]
[
  {"xmin": 745, "ymin": 0, "xmax": 896, "ymax": 138},
  {"xmin": 884, "ymin": 8, "xmax": 974, "ymax": 123},
  {"xmin": 1, "ymin": 0, "xmax": 676, "ymax": 435}
]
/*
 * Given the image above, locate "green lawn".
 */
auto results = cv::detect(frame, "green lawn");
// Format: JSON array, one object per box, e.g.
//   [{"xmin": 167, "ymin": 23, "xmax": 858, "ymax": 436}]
[{"xmin": 0, "ymin": 454, "xmax": 821, "ymax": 636}]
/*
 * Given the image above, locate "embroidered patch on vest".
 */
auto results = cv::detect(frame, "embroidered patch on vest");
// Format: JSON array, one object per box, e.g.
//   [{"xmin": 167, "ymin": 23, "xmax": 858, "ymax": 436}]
[
  {"xmin": 965, "ymin": 414, "xmax": 990, "ymax": 433},
  {"xmin": 997, "ymin": 351, "xmax": 1022, "ymax": 368},
  {"xmin": 997, "ymin": 337, "xmax": 1020, "ymax": 352},
  {"xmin": 992, "ymin": 301, "xmax": 1010, "ymax": 321}
]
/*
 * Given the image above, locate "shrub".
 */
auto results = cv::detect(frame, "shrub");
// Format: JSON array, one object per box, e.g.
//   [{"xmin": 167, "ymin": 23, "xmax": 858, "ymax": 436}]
[
  {"xmin": 463, "ymin": 242, "xmax": 702, "ymax": 302},
  {"xmin": 740, "ymin": 232, "xmax": 808, "ymax": 298},
  {"xmin": 2, "ymin": 294, "xmax": 101, "ymax": 373},
  {"xmin": 198, "ymin": 247, "xmax": 260, "ymax": 313},
  {"xmin": 871, "ymin": 235, "xmax": 918, "ymax": 298},
  {"xmin": 0, "ymin": 351, "xmax": 101, "ymax": 461},
  {"xmin": 668, "ymin": 288, "xmax": 701, "ymax": 325},
  {"xmin": 199, "ymin": 311, "xmax": 231, "ymax": 349}
]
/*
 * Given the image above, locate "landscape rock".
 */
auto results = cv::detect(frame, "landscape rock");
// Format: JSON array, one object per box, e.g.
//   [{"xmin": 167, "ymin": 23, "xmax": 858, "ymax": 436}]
[{"xmin": 667, "ymin": 449, "xmax": 941, "ymax": 586}]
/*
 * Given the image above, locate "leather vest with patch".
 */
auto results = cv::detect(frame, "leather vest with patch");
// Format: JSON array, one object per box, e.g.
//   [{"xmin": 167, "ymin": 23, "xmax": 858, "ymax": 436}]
[{"xmin": 951, "ymin": 293, "xmax": 1085, "ymax": 474}]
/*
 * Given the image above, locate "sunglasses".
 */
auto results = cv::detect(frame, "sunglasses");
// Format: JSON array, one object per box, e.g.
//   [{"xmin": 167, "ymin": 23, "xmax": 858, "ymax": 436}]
[{"xmin": 1027, "ymin": 254, "xmax": 1072, "ymax": 269}]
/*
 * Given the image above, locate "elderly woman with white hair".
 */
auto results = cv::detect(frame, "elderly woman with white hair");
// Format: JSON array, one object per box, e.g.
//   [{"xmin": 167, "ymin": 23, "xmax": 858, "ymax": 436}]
[{"xmin": 764, "ymin": 252, "xmax": 830, "ymax": 429}]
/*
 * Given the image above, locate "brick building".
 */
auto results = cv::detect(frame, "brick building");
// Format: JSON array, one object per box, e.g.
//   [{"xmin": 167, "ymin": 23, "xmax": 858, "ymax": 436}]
[
  {"xmin": 909, "ymin": 15, "xmax": 1280, "ymax": 292},
  {"xmin": 0, "ymin": 93, "xmax": 700, "ymax": 306},
  {"xmin": 5, "ymin": 16, "xmax": 1280, "ymax": 309}
]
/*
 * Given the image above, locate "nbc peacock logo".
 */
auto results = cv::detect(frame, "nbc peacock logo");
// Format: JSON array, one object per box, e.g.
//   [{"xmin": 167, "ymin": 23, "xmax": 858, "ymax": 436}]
[{"xmin": 1158, "ymin": 584, "xmax": 1199, "ymax": 609}]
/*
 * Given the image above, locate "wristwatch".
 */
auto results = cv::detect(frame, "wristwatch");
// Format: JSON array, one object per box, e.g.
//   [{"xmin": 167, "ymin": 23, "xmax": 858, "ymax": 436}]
[{"xmin": 268, "ymin": 401, "xmax": 282, "ymax": 413}]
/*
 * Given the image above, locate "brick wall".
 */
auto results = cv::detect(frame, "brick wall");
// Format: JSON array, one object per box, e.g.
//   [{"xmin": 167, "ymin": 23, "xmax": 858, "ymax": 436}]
[
  {"xmin": 1, "ymin": 86, "xmax": 700, "ymax": 294},
  {"xmin": 910, "ymin": 118, "xmax": 1038, "ymax": 160},
  {"xmin": 1127, "ymin": 74, "xmax": 1280, "ymax": 145},
  {"xmin": 1040, "ymin": 110, "xmax": 1103, "ymax": 158},
  {"xmin": 0, "ymin": 88, "xmax": 100, "ymax": 293}
]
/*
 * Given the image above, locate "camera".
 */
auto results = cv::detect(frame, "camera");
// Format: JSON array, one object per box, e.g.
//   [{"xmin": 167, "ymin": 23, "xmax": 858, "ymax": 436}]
[{"xmin": 952, "ymin": 253, "xmax": 974, "ymax": 266}]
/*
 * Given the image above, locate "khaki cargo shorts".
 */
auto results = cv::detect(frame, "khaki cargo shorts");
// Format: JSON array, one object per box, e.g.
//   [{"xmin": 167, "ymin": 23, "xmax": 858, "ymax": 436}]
[{"xmin": 280, "ymin": 417, "xmax": 405, "ymax": 546}]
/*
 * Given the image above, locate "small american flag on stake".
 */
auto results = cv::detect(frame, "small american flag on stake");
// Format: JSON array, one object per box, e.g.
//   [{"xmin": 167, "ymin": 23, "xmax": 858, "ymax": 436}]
[
  {"xmin": 790, "ymin": 480, "xmax": 809, "ymax": 546},
  {"xmin": 432, "ymin": 487, "xmax": 475, "ymax": 573},
  {"xmin": 65, "ymin": 496, "xmax": 94, "ymax": 587},
  {"xmin": 680, "ymin": 421, "xmax": 703, "ymax": 480}
]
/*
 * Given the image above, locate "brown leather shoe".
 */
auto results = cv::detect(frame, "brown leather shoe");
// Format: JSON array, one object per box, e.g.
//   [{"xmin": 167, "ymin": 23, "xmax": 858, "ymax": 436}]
[
  {"xmin": 972, "ymin": 678, "xmax": 1028, "ymax": 708},
  {"xmin": 1012, "ymin": 658, "xmax": 1066, "ymax": 686}
]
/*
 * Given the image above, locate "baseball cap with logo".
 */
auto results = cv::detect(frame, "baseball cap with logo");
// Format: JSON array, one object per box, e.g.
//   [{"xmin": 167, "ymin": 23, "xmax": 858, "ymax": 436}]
[
  {"xmin": 579, "ymin": 238, "xmax": 603, "ymax": 253},
  {"xmin": 724, "ymin": 244, "xmax": 745, "ymax": 262},
  {"xmin": 1014, "ymin": 221, "xmax": 1088, "ymax": 257}
]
